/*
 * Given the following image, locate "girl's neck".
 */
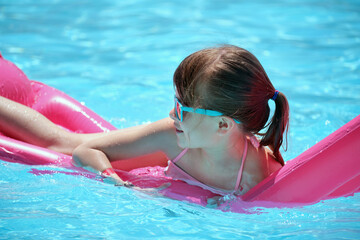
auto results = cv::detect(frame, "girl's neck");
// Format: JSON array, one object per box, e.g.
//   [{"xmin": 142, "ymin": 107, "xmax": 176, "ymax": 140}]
[{"xmin": 199, "ymin": 131, "xmax": 246, "ymax": 167}]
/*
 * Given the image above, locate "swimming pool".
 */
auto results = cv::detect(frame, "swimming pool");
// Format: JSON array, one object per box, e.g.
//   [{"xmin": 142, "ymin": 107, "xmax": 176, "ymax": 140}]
[{"xmin": 1, "ymin": 0, "xmax": 359, "ymax": 239}]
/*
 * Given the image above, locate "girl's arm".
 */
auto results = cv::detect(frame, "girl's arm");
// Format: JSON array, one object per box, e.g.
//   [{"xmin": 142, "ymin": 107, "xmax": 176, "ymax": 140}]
[
  {"xmin": 72, "ymin": 117, "xmax": 179, "ymax": 183},
  {"xmin": 0, "ymin": 95, "xmax": 111, "ymax": 155},
  {"xmin": 0, "ymin": 96, "xmax": 86, "ymax": 153},
  {"xmin": 0, "ymin": 96, "xmax": 179, "ymax": 184}
]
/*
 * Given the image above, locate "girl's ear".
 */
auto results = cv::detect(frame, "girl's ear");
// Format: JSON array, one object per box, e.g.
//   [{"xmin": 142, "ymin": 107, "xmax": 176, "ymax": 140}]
[{"xmin": 217, "ymin": 117, "xmax": 235, "ymax": 135}]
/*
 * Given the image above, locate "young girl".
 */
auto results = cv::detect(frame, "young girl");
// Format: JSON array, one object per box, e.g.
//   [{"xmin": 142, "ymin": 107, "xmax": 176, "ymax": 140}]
[{"xmin": 0, "ymin": 45, "xmax": 289, "ymax": 197}]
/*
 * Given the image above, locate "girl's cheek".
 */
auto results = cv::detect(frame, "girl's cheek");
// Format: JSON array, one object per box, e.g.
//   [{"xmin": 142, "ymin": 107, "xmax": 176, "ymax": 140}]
[{"xmin": 182, "ymin": 112, "xmax": 189, "ymax": 121}]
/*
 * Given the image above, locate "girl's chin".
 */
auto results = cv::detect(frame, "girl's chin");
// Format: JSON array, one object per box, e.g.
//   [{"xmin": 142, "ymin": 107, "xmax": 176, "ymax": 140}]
[{"xmin": 176, "ymin": 138, "xmax": 187, "ymax": 149}]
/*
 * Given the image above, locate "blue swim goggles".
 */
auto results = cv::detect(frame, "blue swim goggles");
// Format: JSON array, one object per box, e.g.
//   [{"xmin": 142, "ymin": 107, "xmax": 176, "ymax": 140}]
[{"xmin": 174, "ymin": 96, "xmax": 241, "ymax": 124}]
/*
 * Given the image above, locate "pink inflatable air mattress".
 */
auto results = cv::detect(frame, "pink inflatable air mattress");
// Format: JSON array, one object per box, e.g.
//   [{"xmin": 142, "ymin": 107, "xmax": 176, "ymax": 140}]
[{"xmin": 0, "ymin": 53, "xmax": 359, "ymax": 212}]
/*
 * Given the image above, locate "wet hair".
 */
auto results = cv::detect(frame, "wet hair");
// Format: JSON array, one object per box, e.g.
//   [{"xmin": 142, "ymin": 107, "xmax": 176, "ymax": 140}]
[{"xmin": 173, "ymin": 45, "xmax": 289, "ymax": 166}]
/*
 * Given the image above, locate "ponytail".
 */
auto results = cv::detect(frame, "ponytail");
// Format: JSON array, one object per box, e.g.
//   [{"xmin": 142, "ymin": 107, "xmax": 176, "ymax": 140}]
[{"xmin": 259, "ymin": 91, "xmax": 289, "ymax": 166}]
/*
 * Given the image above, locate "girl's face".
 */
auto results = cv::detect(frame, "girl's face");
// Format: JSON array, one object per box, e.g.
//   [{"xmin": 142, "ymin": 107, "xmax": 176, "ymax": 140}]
[{"xmin": 169, "ymin": 99, "xmax": 220, "ymax": 149}]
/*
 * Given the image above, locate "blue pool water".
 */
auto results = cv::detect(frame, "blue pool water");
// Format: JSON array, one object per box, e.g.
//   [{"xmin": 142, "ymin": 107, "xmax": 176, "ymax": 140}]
[{"xmin": 1, "ymin": 0, "xmax": 359, "ymax": 239}]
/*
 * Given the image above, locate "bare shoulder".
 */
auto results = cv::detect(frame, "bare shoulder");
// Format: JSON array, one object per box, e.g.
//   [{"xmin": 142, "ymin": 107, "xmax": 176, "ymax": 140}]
[
  {"xmin": 143, "ymin": 117, "xmax": 181, "ymax": 158},
  {"xmin": 243, "ymin": 141, "xmax": 281, "ymax": 189},
  {"xmin": 143, "ymin": 117, "xmax": 175, "ymax": 134},
  {"xmin": 82, "ymin": 117, "xmax": 180, "ymax": 161},
  {"xmin": 140, "ymin": 117, "xmax": 177, "ymax": 144}
]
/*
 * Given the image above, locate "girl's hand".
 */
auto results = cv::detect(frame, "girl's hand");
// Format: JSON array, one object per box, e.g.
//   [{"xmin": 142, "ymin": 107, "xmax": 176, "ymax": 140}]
[
  {"xmin": 114, "ymin": 180, "xmax": 134, "ymax": 188},
  {"xmin": 101, "ymin": 167, "xmax": 171, "ymax": 192},
  {"xmin": 101, "ymin": 168, "xmax": 133, "ymax": 187},
  {"xmin": 115, "ymin": 181, "xmax": 171, "ymax": 195}
]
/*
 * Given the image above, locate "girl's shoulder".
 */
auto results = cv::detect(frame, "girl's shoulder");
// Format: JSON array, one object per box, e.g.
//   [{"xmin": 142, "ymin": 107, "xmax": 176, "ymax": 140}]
[
  {"xmin": 247, "ymin": 134, "xmax": 260, "ymax": 149},
  {"xmin": 243, "ymin": 135, "xmax": 281, "ymax": 188},
  {"xmin": 147, "ymin": 117, "xmax": 183, "ymax": 159},
  {"xmin": 86, "ymin": 117, "xmax": 181, "ymax": 162}
]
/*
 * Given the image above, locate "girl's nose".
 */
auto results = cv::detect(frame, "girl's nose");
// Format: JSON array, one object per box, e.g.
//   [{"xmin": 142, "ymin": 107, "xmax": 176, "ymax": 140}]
[{"xmin": 169, "ymin": 108, "xmax": 176, "ymax": 120}]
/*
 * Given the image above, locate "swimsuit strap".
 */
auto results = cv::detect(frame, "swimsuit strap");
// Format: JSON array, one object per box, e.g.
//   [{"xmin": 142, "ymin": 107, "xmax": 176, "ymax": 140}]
[
  {"xmin": 234, "ymin": 138, "xmax": 248, "ymax": 192},
  {"xmin": 172, "ymin": 148, "xmax": 188, "ymax": 163}
]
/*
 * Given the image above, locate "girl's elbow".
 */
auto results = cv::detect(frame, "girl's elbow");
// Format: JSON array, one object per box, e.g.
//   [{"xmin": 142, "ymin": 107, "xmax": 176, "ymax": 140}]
[
  {"xmin": 72, "ymin": 144, "xmax": 109, "ymax": 171},
  {"xmin": 72, "ymin": 145, "xmax": 88, "ymax": 167}
]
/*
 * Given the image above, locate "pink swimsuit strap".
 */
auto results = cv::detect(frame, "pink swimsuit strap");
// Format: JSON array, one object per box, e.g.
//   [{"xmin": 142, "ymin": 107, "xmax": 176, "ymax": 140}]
[
  {"xmin": 172, "ymin": 148, "xmax": 188, "ymax": 163},
  {"xmin": 234, "ymin": 138, "xmax": 248, "ymax": 191}
]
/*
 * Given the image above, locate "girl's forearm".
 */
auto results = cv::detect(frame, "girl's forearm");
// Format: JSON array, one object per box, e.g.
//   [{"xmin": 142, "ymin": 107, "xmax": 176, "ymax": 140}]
[
  {"xmin": 0, "ymin": 96, "xmax": 83, "ymax": 154},
  {"xmin": 72, "ymin": 145, "xmax": 124, "ymax": 183}
]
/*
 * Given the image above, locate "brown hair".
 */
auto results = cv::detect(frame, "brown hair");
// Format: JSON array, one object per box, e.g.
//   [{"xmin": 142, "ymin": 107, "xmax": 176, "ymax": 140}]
[{"xmin": 173, "ymin": 45, "xmax": 289, "ymax": 166}]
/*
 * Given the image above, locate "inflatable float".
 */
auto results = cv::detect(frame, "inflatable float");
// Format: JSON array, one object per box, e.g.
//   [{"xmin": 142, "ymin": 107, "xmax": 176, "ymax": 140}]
[{"xmin": 0, "ymin": 53, "xmax": 359, "ymax": 212}]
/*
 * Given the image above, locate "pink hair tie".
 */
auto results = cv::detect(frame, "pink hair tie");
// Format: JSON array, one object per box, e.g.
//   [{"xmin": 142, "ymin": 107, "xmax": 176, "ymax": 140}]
[{"xmin": 271, "ymin": 90, "xmax": 279, "ymax": 101}]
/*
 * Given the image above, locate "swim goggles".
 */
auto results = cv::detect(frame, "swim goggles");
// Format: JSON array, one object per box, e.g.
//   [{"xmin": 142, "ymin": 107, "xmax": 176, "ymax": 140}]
[{"xmin": 174, "ymin": 96, "xmax": 241, "ymax": 124}]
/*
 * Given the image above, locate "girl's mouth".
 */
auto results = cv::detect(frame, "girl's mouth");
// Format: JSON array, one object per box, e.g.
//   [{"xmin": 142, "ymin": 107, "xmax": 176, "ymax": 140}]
[{"xmin": 176, "ymin": 128, "xmax": 183, "ymax": 134}]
